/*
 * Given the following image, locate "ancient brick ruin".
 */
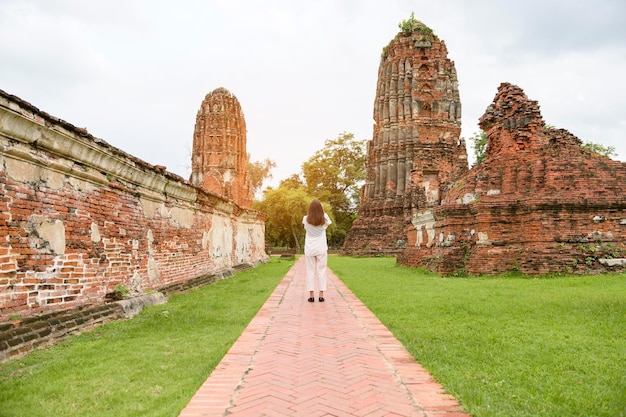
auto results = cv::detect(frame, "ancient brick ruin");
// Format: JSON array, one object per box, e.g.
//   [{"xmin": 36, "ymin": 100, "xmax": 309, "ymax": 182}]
[
  {"xmin": 343, "ymin": 20, "xmax": 468, "ymax": 255},
  {"xmin": 0, "ymin": 88, "xmax": 267, "ymax": 360},
  {"xmin": 344, "ymin": 18, "xmax": 625, "ymax": 275},
  {"xmin": 398, "ymin": 82, "xmax": 626, "ymax": 275},
  {"xmin": 190, "ymin": 87, "xmax": 253, "ymax": 209}
]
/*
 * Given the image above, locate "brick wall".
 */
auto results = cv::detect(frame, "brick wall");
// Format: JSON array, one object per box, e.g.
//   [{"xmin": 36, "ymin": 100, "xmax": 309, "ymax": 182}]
[
  {"xmin": 400, "ymin": 199, "xmax": 626, "ymax": 275},
  {"xmin": 0, "ymin": 89, "xmax": 268, "ymax": 360}
]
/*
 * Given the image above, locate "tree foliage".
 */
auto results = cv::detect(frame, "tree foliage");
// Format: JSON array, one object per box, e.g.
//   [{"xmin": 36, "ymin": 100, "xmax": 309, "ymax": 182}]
[
  {"xmin": 302, "ymin": 132, "xmax": 366, "ymax": 211},
  {"xmin": 469, "ymin": 130, "xmax": 488, "ymax": 166},
  {"xmin": 301, "ymin": 132, "xmax": 366, "ymax": 248},
  {"xmin": 247, "ymin": 155, "xmax": 276, "ymax": 195},
  {"xmin": 253, "ymin": 179, "xmax": 331, "ymax": 252},
  {"xmin": 583, "ymin": 141, "xmax": 617, "ymax": 158},
  {"xmin": 255, "ymin": 132, "xmax": 365, "ymax": 250},
  {"xmin": 279, "ymin": 173, "xmax": 305, "ymax": 190}
]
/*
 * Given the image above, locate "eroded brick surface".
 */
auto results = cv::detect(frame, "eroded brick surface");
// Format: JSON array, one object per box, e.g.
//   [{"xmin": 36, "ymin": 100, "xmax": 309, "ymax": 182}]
[{"xmin": 399, "ymin": 83, "xmax": 626, "ymax": 274}]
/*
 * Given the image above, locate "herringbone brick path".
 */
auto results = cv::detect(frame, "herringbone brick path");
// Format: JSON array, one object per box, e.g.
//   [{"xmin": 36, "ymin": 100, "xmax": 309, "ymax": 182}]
[{"xmin": 178, "ymin": 258, "xmax": 470, "ymax": 417}]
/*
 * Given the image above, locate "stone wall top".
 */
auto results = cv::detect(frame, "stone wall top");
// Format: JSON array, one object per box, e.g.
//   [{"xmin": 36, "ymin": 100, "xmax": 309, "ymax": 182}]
[{"xmin": 0, "ymin": 88, "xmax": 186, "ymax": 184}]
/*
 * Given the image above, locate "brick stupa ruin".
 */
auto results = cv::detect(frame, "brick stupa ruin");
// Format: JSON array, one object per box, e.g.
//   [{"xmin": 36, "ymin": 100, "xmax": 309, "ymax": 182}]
[
  {"xmin": 398, "ymin": 82, "xmax": 626, "ymax": 274},
  {"xmin": 190, "ymin": 87, "xmax": 253, "ymax": 209},
  {"xmin": 343, "ymin": 19, "xmax": 468, "ymax": 254},
  {"xmin": 344, "ymin": 16, "xmax": 626, "ymax": 275}
]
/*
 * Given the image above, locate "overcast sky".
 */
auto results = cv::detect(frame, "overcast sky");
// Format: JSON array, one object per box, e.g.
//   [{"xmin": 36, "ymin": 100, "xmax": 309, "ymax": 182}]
[{"xmin": 1, "ymin": 0, "xmax": 625, "ymax": 190}]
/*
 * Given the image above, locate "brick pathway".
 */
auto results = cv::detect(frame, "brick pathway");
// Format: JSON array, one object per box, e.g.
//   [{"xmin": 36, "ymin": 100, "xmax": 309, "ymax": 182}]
[{"xmin": 178, "ymin": 258, "xmax": 470, "ymax": 417}]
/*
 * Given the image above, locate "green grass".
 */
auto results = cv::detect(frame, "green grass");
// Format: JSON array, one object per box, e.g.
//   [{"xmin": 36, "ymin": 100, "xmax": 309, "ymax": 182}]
[
  {"xmin": 328, "ymin": 256, "xmax": 626, "ymax": 417},
  {"xmin": 0, "ymin": 257, "xmax": 295, "ymax": 417},
  {"xmin": 2, "ymin": 255, "xmax": 625, "ymax": 417}
]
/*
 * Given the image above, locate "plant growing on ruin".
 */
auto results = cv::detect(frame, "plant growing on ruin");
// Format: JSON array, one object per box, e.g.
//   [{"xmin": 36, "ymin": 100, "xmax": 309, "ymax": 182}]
[
  {"xmin": 383, "ymin": 14, "xmax": 437, "ymax": 59},
  {"xmin": 583, "ymin": 141, "xmax": 616, "ymax": 158},
  {"xmin": 114, "ymin": 284, "xmax": 129, "ymax": 296},
  {"xmin": 381, "ymin": 41, "xmax": 393, "ymax": 59},
  {"xmin": 546, "ymin": 123, "xmax": 616, "ymax": 158},
  {"xmin": 398, "ymin": 12, "xmax": 433, "ymax": 37}
]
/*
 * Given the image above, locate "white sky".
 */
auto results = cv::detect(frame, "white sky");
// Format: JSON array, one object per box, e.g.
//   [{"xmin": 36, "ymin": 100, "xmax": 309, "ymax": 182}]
[{"xmin": 1, "ymin": 0, "xmax": 625, "ymax": 190}]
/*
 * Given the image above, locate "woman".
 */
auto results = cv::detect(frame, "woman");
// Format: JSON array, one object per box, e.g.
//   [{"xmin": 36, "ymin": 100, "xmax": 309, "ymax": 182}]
[{"xmin": 302, "ymin": 199, "xmax": 332, "ymax": 302}]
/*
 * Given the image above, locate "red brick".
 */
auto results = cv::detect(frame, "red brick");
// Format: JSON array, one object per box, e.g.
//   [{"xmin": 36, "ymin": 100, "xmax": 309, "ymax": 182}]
[
  {"xmin": 344, "ymin": 21, "xmax": 468, "ymax": 255},
  {"xmin": 399, "ymin": 83, "xmax": 626, "ymax": 275},
  {"xmin": 190, "ymin": 88, "xmax": 253, "ymax": 209}
]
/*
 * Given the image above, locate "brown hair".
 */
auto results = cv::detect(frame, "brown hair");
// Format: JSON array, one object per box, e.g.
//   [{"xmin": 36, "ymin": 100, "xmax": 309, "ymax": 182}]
[{"xmin": 306, "ymin": 199, "xmax": 326, "ymax": 226}]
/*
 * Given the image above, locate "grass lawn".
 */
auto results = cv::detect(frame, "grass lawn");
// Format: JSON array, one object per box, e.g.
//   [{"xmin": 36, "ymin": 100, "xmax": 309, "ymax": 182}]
[
  {"xmin": 0, "ymin": 257, "xmax": 295, "ymax": 417},
  {"xmin": 1, "ymin": 255, "xmax": 624, "ymax": 417},
  {"xmin": 328, "ymin": 255, "xmax": 626, "ymax": 417}
]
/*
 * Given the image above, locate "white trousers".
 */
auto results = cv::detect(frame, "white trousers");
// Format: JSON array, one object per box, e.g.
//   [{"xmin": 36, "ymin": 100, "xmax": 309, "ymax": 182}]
[{"xmin": 304, "ymin": 252, "xmax": 328, "ymax": 292}]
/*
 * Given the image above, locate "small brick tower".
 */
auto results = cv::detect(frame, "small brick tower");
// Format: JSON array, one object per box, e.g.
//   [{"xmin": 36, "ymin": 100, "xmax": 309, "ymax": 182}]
[{"xmin": 190, "ymin": 87, "xmax": 253, "ymax": 208}]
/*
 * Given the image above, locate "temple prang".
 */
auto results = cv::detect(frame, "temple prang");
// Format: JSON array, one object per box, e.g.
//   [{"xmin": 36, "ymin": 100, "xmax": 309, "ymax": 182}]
[
  {"xmin": 343, "ymin": 19, "xmax": 468, "ymax": 255},
  {"xmin": 190, "ymin": 87, "xmax": 253, "ymax": 209}
]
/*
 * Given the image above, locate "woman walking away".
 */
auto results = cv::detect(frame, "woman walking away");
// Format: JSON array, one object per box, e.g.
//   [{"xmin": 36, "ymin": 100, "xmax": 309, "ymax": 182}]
[{"xmin": 302, "ymin": 199, "xmax": 332, "ymax": 302}]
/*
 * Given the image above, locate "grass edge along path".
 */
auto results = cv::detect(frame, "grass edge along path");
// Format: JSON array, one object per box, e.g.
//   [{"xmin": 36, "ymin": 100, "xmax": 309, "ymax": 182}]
[
  {"xmin": 328, "ymin": 255, "xmax": 626, "ymax": 417},
  {"xmin": 0, "ymin": 257, "xmax": 295, "ymax": 417}
]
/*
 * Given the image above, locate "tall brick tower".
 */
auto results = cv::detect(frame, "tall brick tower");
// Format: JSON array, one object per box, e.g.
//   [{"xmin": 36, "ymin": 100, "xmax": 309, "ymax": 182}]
[
  {"xmin": 343, "ymin": 17, "xmax": 468, "ymax": 254},
  {"xmin": 190, "ymin": 87, "xmax": 253, "ymax": 208}
]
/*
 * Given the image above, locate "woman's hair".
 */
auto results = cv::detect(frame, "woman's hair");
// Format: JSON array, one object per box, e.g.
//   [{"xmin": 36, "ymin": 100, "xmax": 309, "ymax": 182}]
[{"xmin": 306, "ymin": 199, "xmax": 326, "ymax": 226}]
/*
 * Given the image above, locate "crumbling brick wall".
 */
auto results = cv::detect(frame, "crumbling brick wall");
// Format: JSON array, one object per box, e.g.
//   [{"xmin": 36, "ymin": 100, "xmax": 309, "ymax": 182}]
[
  {"xmin": 0, "ymin": 89, "xmax": 268, "ymax": 360},
  {"xmin": 399, "ymin": 83, "xmax": 626, "ymax": 275}
]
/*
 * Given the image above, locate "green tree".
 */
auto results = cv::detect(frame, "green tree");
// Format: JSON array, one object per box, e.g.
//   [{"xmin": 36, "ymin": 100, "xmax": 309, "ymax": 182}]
[
  {"xmin": 278, "ymin": 173, "xmax": 305, "ymax": 190},
  {"xmin": 469, "ymin": 130, "xmax": 488, "ymax": 166},
  {"xmin": 247, "ymin": 155, "xmax": 276, "ymax": 196},
  {"xmin": 301, "ymin": 132, "xmax": 366, "ymax": 248},
  {"xmin": 253, "ymin": 179, "xmax": 332, "ymax": 252}
]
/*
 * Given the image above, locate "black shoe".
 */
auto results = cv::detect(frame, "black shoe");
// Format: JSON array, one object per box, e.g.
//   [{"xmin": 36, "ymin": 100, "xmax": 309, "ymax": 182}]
[
  {"xmin": 307, "ymin": 297, "xmax": 314, "ymax": 302},
  {"xmin": 318, "ymin": 297, "xmax": 325, "ymax": 302}
]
